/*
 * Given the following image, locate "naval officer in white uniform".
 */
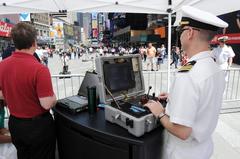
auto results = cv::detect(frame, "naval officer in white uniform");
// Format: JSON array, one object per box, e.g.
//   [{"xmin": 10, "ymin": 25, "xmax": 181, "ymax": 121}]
[
  {"xmin": 145, "ymin": 6, "xmax": 228, "ymax": 159},
  {"xmin": 212, "ymin": 36, "xmax": 235, "ymax": 70}
]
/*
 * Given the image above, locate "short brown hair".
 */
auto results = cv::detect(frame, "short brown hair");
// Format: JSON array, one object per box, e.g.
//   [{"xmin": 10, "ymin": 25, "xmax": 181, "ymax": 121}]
[{"xmin": 11, "ymin": 22, "xmax": 37, "ymax": 50}]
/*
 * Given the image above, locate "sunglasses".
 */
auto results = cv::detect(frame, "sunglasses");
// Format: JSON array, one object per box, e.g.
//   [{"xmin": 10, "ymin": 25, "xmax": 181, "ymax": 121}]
[{"xmin": 177, "ymin": 27, "xmax": 200, "ymax": 35}]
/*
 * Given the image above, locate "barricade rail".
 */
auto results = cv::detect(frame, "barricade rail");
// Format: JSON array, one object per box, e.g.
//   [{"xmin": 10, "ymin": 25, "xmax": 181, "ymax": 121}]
[
  {"xmin": 3, "ymin": 68, "xmax": 240, "ymax": 119},
  {"xmin": 51, "ymin": 68, "xmax": 240, "ymax": 102}
]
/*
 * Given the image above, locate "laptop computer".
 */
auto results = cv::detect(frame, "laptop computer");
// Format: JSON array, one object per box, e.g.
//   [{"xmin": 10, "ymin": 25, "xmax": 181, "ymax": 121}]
[{"xmin": 57, "ymin": 71, "xmax": 99, "ymax": 114}]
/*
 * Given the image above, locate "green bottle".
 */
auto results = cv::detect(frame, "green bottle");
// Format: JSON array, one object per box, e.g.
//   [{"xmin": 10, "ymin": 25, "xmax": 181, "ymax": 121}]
[
  {"xmin": 87, "ymin": 86, "xmax": 97, "ymax": 114},
  {"xmin": 0, "ymin": 107, "xmax": 5, "ymax": 128}
]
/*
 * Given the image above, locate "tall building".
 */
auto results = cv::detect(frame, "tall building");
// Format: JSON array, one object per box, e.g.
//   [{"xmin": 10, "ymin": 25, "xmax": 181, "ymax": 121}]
[
  {"xmin": 108, "ymin": 13, "xmax": 174, "ymax": 46},
  {"xmin": 65, "ymin": 12, "xmax": 81, "ymax": 46},
  {"xmin": 89, "ymin": 13, "xmax": 107, "ymax": 47},
  {"xmin": 66, "ymin": 12, "xmax": 78, "ymax": 25},
  {"xmin": 77, "ymin": 13, "xmax": 83, "ymax": 27},
  {"xmin": 82, "ymin": 13, "xmax": 92, "ymax": 46},
  {"xmin": 76, "ymin": 13, "xmax": 84, "ymax": 43},
  {"xmin": 31, "ymin": 13, "xmax": 51, "ymax": 45}
]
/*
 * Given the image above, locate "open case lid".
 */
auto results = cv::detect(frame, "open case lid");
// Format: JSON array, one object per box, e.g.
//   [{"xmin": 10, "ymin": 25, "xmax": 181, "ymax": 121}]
[
  {"xmin": 95, "ymin": 55, "xmax": 145, "ymax": 104},
  {"xmin": 78, "ymin": 71, "xmax": 99, "ymax": 97}
]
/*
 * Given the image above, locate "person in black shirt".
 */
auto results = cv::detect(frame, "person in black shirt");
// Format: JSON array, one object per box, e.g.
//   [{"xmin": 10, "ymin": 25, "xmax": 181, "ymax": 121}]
[{"xmin": 2, "ymin": 44, "xmax": 15, "ymax": 59}]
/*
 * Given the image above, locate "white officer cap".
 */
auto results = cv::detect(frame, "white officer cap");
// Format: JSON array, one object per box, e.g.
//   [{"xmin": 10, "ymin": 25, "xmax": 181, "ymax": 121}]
[
  {"xmin": 217, "ymin": 36, "xmax": 228, "ymax": 42},
  {"xmin": 179, "ymin": 6, "xmax": 228, "ymax": 31}
]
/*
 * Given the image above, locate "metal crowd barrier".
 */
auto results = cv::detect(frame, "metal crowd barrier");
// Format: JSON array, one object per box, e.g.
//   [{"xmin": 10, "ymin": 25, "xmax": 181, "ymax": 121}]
[
  {"xmin": 3, "ymin": 68, "xmax": 240, "ymax": 120},
  {"xmin": 51, "ymin": 74, "xmax": 85, "ymax": 99},
  {"xmin": 51, "ymin": 68, "xmax": 240, "ymax": 102},
  {"xmin": 224, "ymin": 68, "xmax": 240, "ymax": 102}
]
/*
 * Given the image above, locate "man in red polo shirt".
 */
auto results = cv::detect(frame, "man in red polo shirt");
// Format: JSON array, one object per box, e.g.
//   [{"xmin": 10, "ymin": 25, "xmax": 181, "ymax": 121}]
[{"xmin": 0, "ymin": 22, "xmax": 56, "ymax": 159}]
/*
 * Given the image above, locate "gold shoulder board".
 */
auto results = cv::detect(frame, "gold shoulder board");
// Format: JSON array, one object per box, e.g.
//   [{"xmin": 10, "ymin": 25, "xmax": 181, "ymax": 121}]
[{"xmin": 178, "ymin": 60, "xmax": 196, "ymax": 72}]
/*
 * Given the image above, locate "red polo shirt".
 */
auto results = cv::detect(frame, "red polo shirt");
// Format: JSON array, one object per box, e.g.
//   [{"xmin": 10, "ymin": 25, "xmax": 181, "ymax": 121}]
[{"xmin": 0, "ymin": 52, "xmax": 54, "ymax": 118}]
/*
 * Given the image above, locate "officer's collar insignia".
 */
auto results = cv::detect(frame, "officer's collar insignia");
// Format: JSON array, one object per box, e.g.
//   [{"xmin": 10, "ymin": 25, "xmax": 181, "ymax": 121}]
[
  {"xmin": 178, "ymin": 60, "xmax": 196, "ymax": 72},
  {"xmin": 179, "ymin": 21, "xmax": 190, "ymax": 26}
]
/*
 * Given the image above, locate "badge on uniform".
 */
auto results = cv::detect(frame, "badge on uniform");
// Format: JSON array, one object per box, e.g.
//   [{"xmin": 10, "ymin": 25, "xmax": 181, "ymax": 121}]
[{"xmin": 178, "ymin": 60, "xmax": 196, "ymax": 72}]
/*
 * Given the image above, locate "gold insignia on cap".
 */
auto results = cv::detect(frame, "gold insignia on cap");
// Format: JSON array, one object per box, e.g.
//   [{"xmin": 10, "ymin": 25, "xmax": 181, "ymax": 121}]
[
  {"xmin": 179, "ymin": 21, "xmax": 190, "ymax": 25},
  {"xmin": 178, "ymin": 60, "xmax": 196, "ymax": 72}
]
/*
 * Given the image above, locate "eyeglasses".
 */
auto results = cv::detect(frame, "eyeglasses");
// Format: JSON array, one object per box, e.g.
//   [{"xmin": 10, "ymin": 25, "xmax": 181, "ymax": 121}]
[{"xmin": 178, "ymin": 27, "xmax": 200, "ymax": 35}]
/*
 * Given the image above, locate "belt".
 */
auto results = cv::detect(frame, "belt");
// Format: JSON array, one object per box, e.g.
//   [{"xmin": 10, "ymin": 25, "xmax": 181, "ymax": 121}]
[{"xmin": 10, "ymin": 112, "xmax": 51, "ymax": 121}]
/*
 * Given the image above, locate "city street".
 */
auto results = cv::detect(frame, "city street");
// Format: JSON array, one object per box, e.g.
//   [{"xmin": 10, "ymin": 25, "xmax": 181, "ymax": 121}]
[
  {"xmin": 0, "ymin": 2, "xmax": 239, "ymax": 159},
  {"xmin": 47, "ymin": 53, "xmax": 240, "ymax": 159}
]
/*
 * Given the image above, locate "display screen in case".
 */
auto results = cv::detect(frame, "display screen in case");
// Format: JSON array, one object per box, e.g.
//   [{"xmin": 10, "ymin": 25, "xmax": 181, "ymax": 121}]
[{"xmin": 95, "ymin": 55, "xmax": 145, "ymax": 104}]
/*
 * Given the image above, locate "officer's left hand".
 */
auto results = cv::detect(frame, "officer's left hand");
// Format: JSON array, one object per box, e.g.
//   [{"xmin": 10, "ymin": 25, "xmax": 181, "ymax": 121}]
[{"xmin": 144, "ymin": 100, "xmax": 164, "ymax": 118}]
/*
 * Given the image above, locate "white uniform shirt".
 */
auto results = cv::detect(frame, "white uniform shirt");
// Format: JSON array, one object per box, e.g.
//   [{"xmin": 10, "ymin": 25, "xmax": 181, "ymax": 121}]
[
  {"xmin": 212, "ymin": 45, "xmax": 235, "ymax": 69},
  {"xmin": 164, "ymin": 51, "xmax": 225, "ymax": 159}
]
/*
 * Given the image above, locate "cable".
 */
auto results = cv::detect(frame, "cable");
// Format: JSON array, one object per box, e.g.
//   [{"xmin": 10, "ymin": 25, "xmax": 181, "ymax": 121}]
[{"xmin": 104, "ymin": 85, "xmax": 121, "ymax": 109}]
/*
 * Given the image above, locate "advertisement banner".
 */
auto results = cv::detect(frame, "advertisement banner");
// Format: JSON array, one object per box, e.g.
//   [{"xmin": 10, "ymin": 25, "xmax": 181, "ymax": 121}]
[
  {"xmin": 64, "ymin": 24, "xmax": 74, "ymax": 36},
  {"xmin": 92, "ymin": 20, "xmax": 98, "ymax": 29},
  {"xmin": 0, "ymin": 21, "xmax": 13, "ymax": 37},
  {"xmin": 52, "ymin": 22, "xmax": 64, "ymax": 38},
  {"xmin": 92, "ymin": 28, "xmax": 98, "ymax": 38},
  {"xmin": 92, "ymin": 13, "xmax": 98, "ymax": 20},
  {"xmin": 154, "ymin": 27, "xmax": 166, "ymax": 38}
]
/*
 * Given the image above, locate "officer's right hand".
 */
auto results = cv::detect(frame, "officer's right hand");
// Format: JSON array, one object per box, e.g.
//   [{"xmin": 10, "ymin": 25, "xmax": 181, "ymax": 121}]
[
  {"xmin": 144, "ymin": 100, "xmax": 164, "ymax": 118},
  {"xmin": 158, "ymin": 92, "xmax": 168, "ymax": 100}
]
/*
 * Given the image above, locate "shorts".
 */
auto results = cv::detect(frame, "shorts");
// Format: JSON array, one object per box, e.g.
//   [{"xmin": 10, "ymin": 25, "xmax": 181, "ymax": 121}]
[{"xmin": 146, "ymin": 57, "xmax": 155, "ymax": 64}]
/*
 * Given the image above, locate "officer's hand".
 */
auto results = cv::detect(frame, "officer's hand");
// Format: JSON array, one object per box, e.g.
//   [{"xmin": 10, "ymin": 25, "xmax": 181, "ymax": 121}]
[
  {"xmin": 158, "ymin": 92, "xmax": 168, "ymax": 100},
  {"xmin": 144, "ymin": 100, "xmax": 164, "ymax": 118}
]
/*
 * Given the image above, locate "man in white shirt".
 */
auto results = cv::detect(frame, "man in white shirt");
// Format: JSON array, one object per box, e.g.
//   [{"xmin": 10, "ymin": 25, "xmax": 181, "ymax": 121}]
[
  {"xmin": 61, "ymin": 53, "xmax": 70, "ymax": 74},
  {"xmin": 145, "ymin": 6, "xmax": 227, "ymax": 159},
  {"xmin": 212, "ymin": 36, "xmax": 235, "ymax": 70},
  {"xmin": 160, "ymin": 44, "xmax": 166, "ymax": 59},
  {"xmin": 35, "ymin": 46, "xmax": 43, "ymax": 62},
  {"xmin": 89, "ymin": 47, "xmax": 93, "ymax": 54},
  {"xmin": 99, "ymin": 47, "xmax": 103, "ymax": 56}
]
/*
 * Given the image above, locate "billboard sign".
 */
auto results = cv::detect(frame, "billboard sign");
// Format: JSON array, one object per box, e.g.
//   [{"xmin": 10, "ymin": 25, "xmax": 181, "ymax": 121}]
[
  {"xmin": 0, "ymin": 21, "xmax": 13, "ymax": 37},
  {"xmin": 52, "ymin": 22, "xmax": 64, "ymax": 38},
  {"xmin": 19, "ymin": 13, "xmax": 31, "ymax": 21},
  {"xmin": 92, "ymin": 28, "xmax": 98, "ymax": 38},
  {"xmin": 92, "ymin": 20, "xmax": 98, "ymax": 29},
  {"xmin": 92, "ymin": 13, "xmax": 98, "ymax": 20}
]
